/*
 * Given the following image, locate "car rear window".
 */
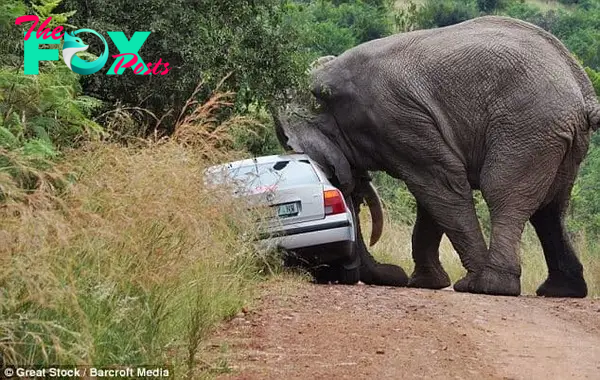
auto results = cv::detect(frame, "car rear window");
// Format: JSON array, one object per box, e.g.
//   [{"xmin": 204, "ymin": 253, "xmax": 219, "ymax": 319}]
[{"xmin": 227, "ymin": 160, "xmax": 321, "ymax": 189}]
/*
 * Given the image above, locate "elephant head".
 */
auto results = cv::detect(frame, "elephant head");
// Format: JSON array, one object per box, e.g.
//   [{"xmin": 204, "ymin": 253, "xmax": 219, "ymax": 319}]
[
  {"xmin": 271, "ymin": 55, "xmax": 410, "ymax": 287},
  {"xmin": 272, "ymin": 55, "xmax": 384, "ymax": 247}
]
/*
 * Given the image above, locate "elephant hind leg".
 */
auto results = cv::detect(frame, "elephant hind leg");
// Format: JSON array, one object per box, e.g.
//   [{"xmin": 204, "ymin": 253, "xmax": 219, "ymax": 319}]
[
  {"xmin": 530, "ymin": 195, "xmax": 587, "ymax": 298},
  {"xmin": 408, "ymin": 203, "xmax": 451, "ymax": 289},
  {"xmin": 475, "ymin": 132, "xmax": 573, "ymax": 296}
]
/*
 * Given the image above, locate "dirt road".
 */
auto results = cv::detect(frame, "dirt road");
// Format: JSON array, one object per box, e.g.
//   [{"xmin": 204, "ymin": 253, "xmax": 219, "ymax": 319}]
[{"xmin": 205, "ymin": 280, "xmax": 600, "ymax": 380}]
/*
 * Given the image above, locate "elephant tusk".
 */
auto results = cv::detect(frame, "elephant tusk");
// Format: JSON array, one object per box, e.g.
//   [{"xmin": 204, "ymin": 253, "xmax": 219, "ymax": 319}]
[{"xmin": 363, "ymin": 181, "xmax": 384, "ymax": 246}]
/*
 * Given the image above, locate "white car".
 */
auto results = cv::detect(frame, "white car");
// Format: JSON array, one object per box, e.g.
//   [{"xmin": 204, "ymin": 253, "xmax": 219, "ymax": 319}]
[{"xmin": 204, "ymin": 154, "xmax": 360, "ymax": 283}]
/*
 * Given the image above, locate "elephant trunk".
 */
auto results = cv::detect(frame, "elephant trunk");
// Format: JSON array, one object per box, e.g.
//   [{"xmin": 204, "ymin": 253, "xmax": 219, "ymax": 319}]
[{"xmin": 362, "ymin": 181, "xmax": 384, "ymax": 246}]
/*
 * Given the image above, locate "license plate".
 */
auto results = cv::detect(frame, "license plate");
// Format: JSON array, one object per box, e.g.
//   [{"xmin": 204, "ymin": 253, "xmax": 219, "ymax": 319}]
[{"xmin": 277, "ymin": 202, "xmax": 298, "ymax": 217}]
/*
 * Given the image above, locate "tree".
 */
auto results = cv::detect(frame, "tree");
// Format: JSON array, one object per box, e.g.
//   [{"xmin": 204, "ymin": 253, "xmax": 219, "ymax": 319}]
[
  {"xmin": 1, "ymin": 0, "xmax": 102, "ymax": 197},
  {"xmin": 284, "ymin": 0, "xmax": 394, "ymax": 57},
  {"xmin": 58, "ymin": 0, "xmax": 308, "ymax": 134}
]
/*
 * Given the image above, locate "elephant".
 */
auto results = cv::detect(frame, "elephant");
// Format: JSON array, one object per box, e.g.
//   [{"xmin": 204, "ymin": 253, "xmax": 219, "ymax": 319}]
[{"xmin": 272, "ymin": 16, "xmax": 600, "ymax": 297}]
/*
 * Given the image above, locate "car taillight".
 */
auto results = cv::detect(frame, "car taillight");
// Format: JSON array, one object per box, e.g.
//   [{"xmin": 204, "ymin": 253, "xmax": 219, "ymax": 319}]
[{"xmin": 323, "ymin": 189, "xmax": 345, "ymax": 215}]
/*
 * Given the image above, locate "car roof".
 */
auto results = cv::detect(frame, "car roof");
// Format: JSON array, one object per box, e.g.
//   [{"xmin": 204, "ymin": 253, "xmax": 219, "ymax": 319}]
[{"xmin": 206, "ymin": 153, "xmax": 313, "ymax": 172}]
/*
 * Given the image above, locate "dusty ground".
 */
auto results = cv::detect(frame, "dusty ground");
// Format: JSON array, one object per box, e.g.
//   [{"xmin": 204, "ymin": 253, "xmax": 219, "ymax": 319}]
[{"xmin": 204, "ymin": 280, "xmax": 600, "ymax": 380}]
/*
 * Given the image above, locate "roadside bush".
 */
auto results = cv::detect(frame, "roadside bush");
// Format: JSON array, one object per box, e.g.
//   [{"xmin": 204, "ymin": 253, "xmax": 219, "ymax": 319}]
[
  {"xmin": 1, "ymin": 0, "xmax": 104, "ymax": 200},
  {"xmin": 477, "ymin": 0, "xmax": 506, "ymax": 13},
  {"xmin": 585, "ymin": 67, "xmax": 600, "ymax": 94},
  {"xmin": 284, "ymin": 0, "xmax": 394, "ymax": 57},
  {"xmin": 372, "ymin": 172, "xmax": 417, "ymax": 225},
  {"xmin": 558, "ymin": 0, "xmax": 580, "ymax": 5}
]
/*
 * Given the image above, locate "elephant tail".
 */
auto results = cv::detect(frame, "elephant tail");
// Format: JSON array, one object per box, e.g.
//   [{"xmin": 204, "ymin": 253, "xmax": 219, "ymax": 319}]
[{"xmin": 588, "ymin": 103, "xmax": 600, "ymax": 132}]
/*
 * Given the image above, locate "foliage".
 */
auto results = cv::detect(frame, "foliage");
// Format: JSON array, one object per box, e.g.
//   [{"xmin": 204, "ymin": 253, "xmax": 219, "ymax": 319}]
[
  {"xmin": 558, "ymin": 0, "xmax": 580, "ymax": 4},
  {"xmin": 171, "ymin": 80, "xmax": 279, "ymax": 160},
  {"xmin": 557, "ymin": 23, "xmax": 600, "ymax": 70},
  {"xmin": 0, "ymin": 66, "xmax": 103, "ymax": 150},
  {"xmin": 0, "ymin": 1, "xmax": 26, "ymax": 66},
  {"xmin": 477, "ymin": 0, "xmax": 506, "ymax": 13},
  {"xmin": 503, "ymin": 1, "xmax": 561, "ymax": 31},
  {"xmin": 284, "ymin": 0, "xmax": 395, "ymax": 57},
  {"xmin": 411, "ymin": 0, "xmax": 479, "ymax": 29},
  {"xmin": 372, "ymin": 172, "xmax": 417, "ymax": 225},
  {"xmin": 1, "ymin": 0, "xmax": 103, "ymax": 199},
  {"xmin": 393, "ymin": 1, "xmax": 422, "ymax": 32},
  {"xmin": 0, "ymin": 86, "xmax": 284, "ymax": 373},
  {"xmin": 32, "ymin": 0, "xmax": 75, "ymax": 27},
  {"xmin": 585, "ymin": 66, "xmax": 600, "ymax": 95},
  {"xmin": 58, "ymin": 0, "xmax": 309, "ymax": 134},
  {"xmin": 0, "ymin": 141, "xmax": 277, "ymax": 376}
]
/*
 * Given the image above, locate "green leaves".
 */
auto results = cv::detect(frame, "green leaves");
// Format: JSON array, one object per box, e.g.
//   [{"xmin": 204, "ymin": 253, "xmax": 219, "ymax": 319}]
[
  {"xmin": 60, "ymin": 0, "xmax": 307, "ymax": 130},
  {"xmin": 570, "ymin": 144, "xmax": 600, "ymax": 235},
  {"xmin": 409, "ymin": 0, "xmax": 478, "ymax": 29},
  {"xmin": 286, "ymin": 0, "xmax": 394, "ymax": 57},
  {"xmin": 31, "ymin": 0, "xmax": 76, "ymax": 27},
  {"xmin": 585, "ymin": 67, "xmax": 600, "ymax": 96},
  {"xmin": 1, "ymin": 0, "xmax": 103, "ymax": 198}
]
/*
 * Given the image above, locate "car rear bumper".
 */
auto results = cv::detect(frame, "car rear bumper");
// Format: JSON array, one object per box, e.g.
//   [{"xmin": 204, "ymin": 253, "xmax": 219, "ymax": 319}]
[{"xmin": 257, "ymin": 214, "xmax": 354, "ymax": 251}]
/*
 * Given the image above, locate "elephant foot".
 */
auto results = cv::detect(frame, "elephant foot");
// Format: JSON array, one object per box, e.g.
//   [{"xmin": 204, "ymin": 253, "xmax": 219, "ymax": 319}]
[
  {"xmin": 453, "ymin": 271, "xmax": 477, "ymax": 293},
  {"xmin": 536, "ymin": 273, "xmax": 587, "ymax": 298},
  {"xmin": 454, "ymin": 266, "xmax": 520, "ymax": 296},
  {"xmin": 361, "ymin": 263, "xmax": 409, "ymax": 287},
  {"xmin": 408, "ymin": 265, "xmax": 451, "ymax": 289}
]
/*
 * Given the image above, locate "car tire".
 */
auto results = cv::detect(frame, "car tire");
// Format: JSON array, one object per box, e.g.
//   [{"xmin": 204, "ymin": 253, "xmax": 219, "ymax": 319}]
[
  {"xmin": 338, "ymin": 265, "xmax": 360, "ymax": 285},
  {"xmin": 313, "ymin": 265, "xmax": 338, "ymax": 284}
]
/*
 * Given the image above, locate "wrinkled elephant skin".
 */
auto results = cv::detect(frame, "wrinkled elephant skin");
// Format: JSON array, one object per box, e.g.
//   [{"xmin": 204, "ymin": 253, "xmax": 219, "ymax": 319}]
[{"xmin": 273, "ymin": 16, "xmax": 600, "ymax": 297}]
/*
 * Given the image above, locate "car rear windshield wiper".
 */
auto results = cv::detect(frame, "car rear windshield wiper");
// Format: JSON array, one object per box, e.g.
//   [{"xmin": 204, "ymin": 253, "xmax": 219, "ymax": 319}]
[{"xmin": 272, "ymin": 161, "xmax": 290, "ymax": 171}]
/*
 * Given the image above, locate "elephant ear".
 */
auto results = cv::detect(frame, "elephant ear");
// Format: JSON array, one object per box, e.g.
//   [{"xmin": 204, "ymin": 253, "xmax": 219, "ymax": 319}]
[
  {"xmin": 272, "ymin": 106, "xmax": 354, "ymax": 193},
  {"xmin": 310, "ymin": 57, "xmax": 337, "ymax": 103},
  {"xmin": 310, "ymin": 80, "xmax": 335, "ymax": 103},
  {"xmin": 309, "ymin": 55, "xmax": 336, "ymax": 72}
]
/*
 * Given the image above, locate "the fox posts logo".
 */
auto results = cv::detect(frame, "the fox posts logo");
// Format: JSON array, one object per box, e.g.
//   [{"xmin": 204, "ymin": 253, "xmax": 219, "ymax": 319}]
[{"xmin": 15, "ymin": 15, "xmax": 170, "ymax": 76}]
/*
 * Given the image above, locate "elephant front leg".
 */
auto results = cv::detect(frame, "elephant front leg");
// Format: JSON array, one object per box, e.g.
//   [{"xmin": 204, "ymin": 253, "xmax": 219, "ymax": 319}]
[
  {"xmin": 349, "ymin": 192, "xmax": 409, "ymax": 287},
  {"xmin": 408, "ymin": 203, "xmax": 451, "ymax": 289}
]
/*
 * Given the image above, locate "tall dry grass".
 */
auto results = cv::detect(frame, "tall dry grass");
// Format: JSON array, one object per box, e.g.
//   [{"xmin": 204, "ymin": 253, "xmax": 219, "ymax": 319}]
[
  {"xmin": 362, "ymin": 208, "xmax": 600, "ymax": 297},
  {"xmin": 0, "ymin": 86, "xmax": 279, "ymax": 377},
  {"xmin": 0, "ymin": 142, "xmax": 276, "ymax": 377}
]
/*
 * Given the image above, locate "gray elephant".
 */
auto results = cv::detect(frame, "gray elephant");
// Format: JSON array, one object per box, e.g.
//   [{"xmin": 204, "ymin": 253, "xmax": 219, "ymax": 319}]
[{"xmin": 273, "ymin": 16, "xmax": 600, "ymax": 297}]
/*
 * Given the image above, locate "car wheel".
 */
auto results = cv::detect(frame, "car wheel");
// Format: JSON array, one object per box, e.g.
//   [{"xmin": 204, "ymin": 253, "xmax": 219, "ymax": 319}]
[
  {"xmin": 313, "ymin": 265, "xmax": 338, "ymax": 284},
  {"xmin": 337, "ymin": 244, "xmax": 360, "ymax": 285},
  {"xmin": 338, "ymin": 265, "xmax": 360, "ymax": 285}
]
